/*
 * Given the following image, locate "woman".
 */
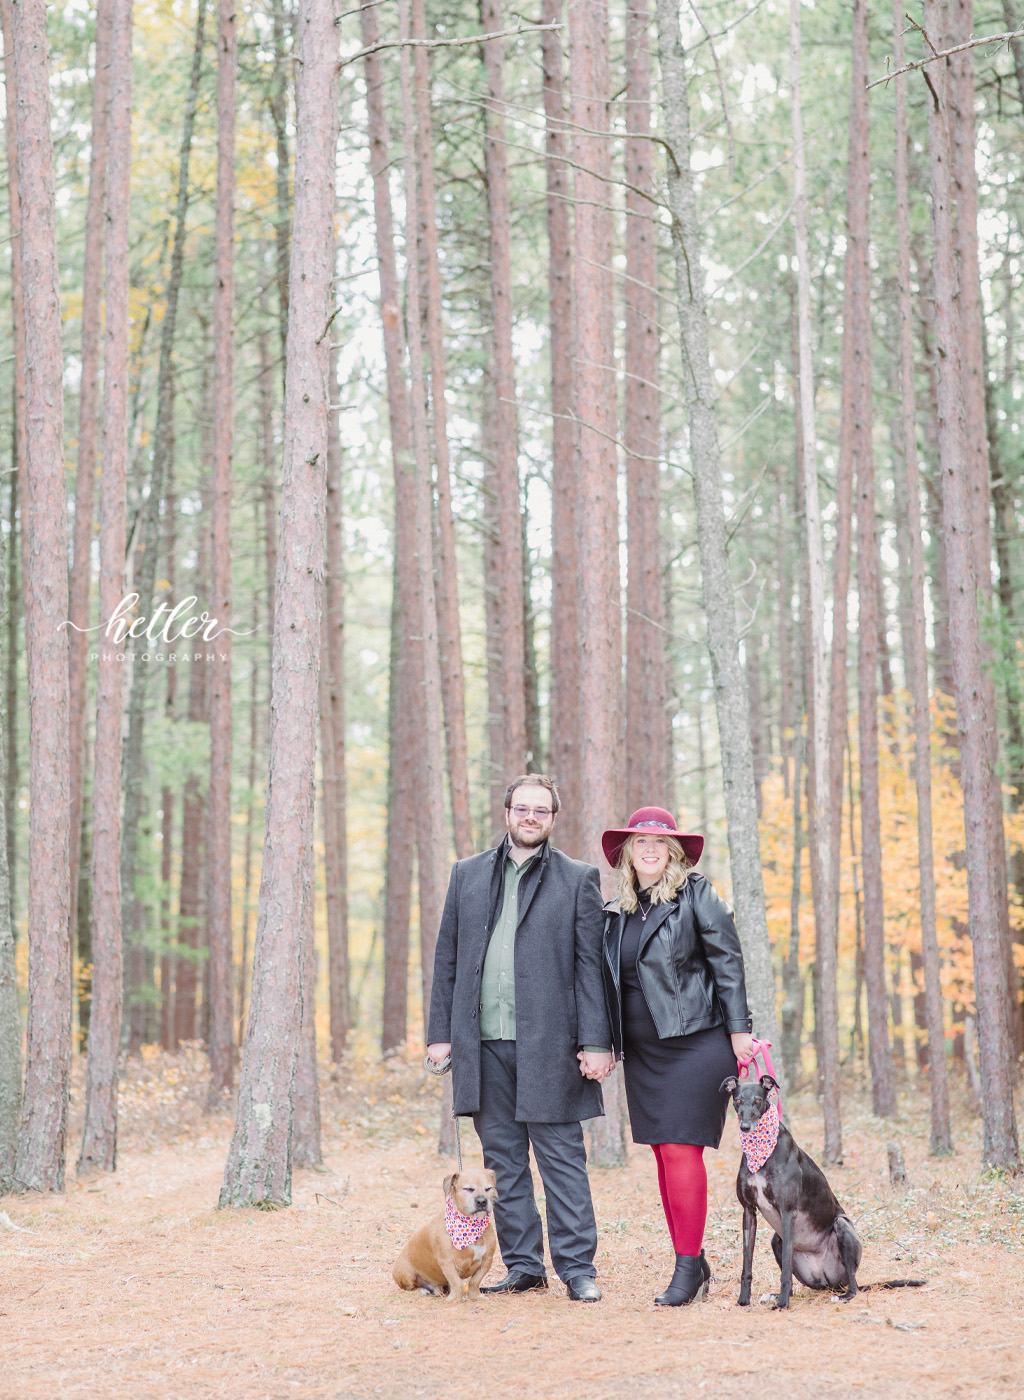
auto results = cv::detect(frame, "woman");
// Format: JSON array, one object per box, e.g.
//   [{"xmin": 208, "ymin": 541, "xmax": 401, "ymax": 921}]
[{"xmin": 601, "ymin": 807, "xmax": 754, "ymax": 1306}]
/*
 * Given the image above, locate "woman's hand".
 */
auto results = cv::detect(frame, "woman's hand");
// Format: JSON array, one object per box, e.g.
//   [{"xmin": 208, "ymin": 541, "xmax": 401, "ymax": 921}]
[
  {"xmin": 577, "ymin": 1050, "xmax": 615, "ymax": 1082},
  {"xmin": 730, "ymin": 1032, "xmax": 755, "ymax": 1068}
]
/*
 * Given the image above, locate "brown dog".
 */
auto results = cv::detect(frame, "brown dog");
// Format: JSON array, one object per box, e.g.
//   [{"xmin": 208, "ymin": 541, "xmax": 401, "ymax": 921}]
[{"xmin": 393, "ymin": 1168, "xmax": 499, "ymax": 1301}]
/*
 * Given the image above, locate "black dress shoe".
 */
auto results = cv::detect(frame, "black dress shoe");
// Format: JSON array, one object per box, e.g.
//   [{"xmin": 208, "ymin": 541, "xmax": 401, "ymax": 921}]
[
  {"xmin": 480, "ymin": 1271, "xmax": 548, "ymax": 1294},
  {"xmin": 654, "ymin": 1251, "xmax": 710, "ymax": 1306},
  {"xmin": 566, "ymin": 1276, "xmax": 602, "ymax": 1302}
]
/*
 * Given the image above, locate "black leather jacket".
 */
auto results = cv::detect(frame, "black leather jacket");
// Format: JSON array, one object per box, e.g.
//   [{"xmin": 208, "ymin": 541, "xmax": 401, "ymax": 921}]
[{"xmin": 602, "ymin": 872, "xmax": 752, "ymax": 1055}]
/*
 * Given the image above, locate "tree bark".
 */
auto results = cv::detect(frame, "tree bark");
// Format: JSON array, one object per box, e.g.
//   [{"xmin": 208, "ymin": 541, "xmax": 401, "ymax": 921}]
[
  {"xmin": 159, "ymin": 451, "xmax": 178, "ymax": 1053},
  {"xmin": 121, "ymin": 0, "xmax": 207, "ymax": 1046},
  {"xmin": 921, "ymin": 0, "xmax": 1019, "ymax": 1169},
  {"xmin": 270, "ymin": 0, "xmax": 291, "ymax": 361},
  {"xmin": 892, "ymin": 0, "xmax": 951, "ymax": 1153},
  {"xmin": 0, "ymin": 523, "xmax": 18, "ymax": 1191},
  {"xmin": 361, "ymin": 0, "xmax": 420, "ymax": 1053},
  {"xmin": 846, "ymin": 0, "xmax": 894, "ymax": 1120},
  {"xmin": 542, "ymin": 0, "xmax": 581, "ymax": 854},
  {"xmin": 625, "ymin": 0, "xmax": 666, "ymax": 812},
  {"xmin": 292, "ymin": 904, "xmax": 322, "ymax": 1167},
  {"xmin": 411, "ymin": 0, "xmax": 472, "ymax": 858},
  {"xmin": 78, "ymin": 0, "xmax": 132, "ymax": 1175},
  {"xmin": 68, "ymin": 0, "xmax": 112, "ymax": 952},
  {"xmin": 480, "ymin": 0, "xmax": 527, "ymax": 785},
  {"xmin": 656, "ymin": 0, "xmax": 780, "ymax": 1056},
  {"xmin": 220, "ymin": 0, "xmax": 338, "ymax": 1207},
  {"xmin": 322, "ymin": 341, "xmax": 350, "ymax": 1060},
  {"xmin": 207, "ymin": 0, "xmax": 237, "ymax": 1108},
  {"xmin": 11, "ymin": 0, "xmax": 73, "ymax": 1194}
]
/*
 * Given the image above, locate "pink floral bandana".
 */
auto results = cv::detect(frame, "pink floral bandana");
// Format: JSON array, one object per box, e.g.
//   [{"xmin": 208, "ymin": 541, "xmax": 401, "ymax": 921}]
[
  {"xmin": 445, "ymin": 1195, "xmax": 492, "ymax": 1249},
  {"xmin": 739, "ymin": 1100, "xmax": 781, "ymax": 1174}
]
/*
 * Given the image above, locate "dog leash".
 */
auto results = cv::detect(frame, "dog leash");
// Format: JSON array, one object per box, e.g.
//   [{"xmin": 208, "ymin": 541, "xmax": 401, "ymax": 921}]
[
  {"xmin": 423, "ymin": 1051, "xmax": 463, "ymax": 1171},
  {"xmin": 736, "ymin": 1037, "xmax": 781, "ymax": 1114}
]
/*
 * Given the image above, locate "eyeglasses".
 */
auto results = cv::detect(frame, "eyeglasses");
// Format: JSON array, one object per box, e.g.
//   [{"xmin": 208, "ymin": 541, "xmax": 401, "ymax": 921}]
[{"xmin": 510, "ymin": 805, "xmax": 553, "ymax": 820}]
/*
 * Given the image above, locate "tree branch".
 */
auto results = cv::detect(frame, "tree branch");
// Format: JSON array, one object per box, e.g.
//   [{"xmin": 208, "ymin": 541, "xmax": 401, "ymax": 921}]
[
  {"xmin": 868, "ymin": 23, "xmax": 1024, "ymax": 88},
  {"xmin": 341, "ymin": 19, "xmax": 561, "ymax": 69}
]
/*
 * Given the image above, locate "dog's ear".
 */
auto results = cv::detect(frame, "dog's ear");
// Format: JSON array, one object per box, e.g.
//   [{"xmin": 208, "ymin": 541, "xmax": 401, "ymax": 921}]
[
  {"xmin": 760, "ymin": 1074, "xmax": 778, "ymax": 1093},
  {"xmin": 442, "ymin": 1172, "xmax": 457, "ymax": 1197},
  {"xmin": 486, "ymin": 1169, "xmax": 498, "ymax": 1188},
  {"xmin": 720, "ymin": 1076, "xmax": 738, "ymax": 1095}
]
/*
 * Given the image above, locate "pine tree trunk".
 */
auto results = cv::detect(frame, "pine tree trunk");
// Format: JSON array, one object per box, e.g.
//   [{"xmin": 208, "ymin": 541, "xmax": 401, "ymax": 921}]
[
  {"xmin": 657, "ymin": 0, "xmax": 780, "ymax": 1055},
  {"xmin": 3, "ymin": 476, "xmax": 17, "ymax": 925},
  {"xmin": 480, "ymin": 0, "xmax": 527, "ymax": 781},
  {"xmin": 220, "ymin": 0, "xmax": 338, "ymax": 1206},
  {"xmin": 292, "ymin": 905, "xmax": 322, "ymax": 1167},
  {"xmin": 120, "ymin": 0, "xmax": 207, "ymax": 1045},
  {"xmin": 207, "ymin": 0, "xmax": 237, "ymax": 1108},
  {"xmin": 892, "ymin": 1, "xmax": 951, "ymax": 1153},
  {"xmin": 921, "ymin": 0, "xmax": 1019, "ymax": 1169},
  {"xmin": 398, "ymin": 0, "xmax": 448, "ymax": 1043},
  {"xmin": 10, "ymin": 0, "xmax": 73, "ymax": 1194},
  {"xmin": 270, "ymin": 0, "xmax": 291, "ymax": 360},
  {"xmin": 542, "ymin": 0, "xmax": 581, "ymax": 854},
  {"xmin": 78, "ymin": 0, "xmax": 132, "ymax": 1174},
  {"xmin": 68, "ymin": 0, "xmax": 112, "ymax": 951},
  {"xmin": 411, "ymin": 0, "xmax": 472, "ymax": 858},
  {"xmin": 323, "ymin": 344, "xmax": 350, "ymax": 1060},
  {"xmin": 625, "ymin": 0, "xmax": 665, "ymax": 813},
  {"xmin": 0, "ymin": 524, "xmax": 19, "ymax": 1191},
  {"xmin": 159, "ymin": 453, "xmax": 178, "ymax": 1053},
  {"xmin": 238, "ymin": 599, "xmax": 260, "ymax": 1049},
  {"xmin": 361, "ymin": 0, "xmax": 419, "ymax": 1054}
]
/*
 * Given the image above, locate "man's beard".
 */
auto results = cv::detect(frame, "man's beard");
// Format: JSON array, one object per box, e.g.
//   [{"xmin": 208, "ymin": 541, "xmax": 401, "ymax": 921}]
[{"xmin": 509, "ymin": 823, "xmax": 549, "ymax": 849}]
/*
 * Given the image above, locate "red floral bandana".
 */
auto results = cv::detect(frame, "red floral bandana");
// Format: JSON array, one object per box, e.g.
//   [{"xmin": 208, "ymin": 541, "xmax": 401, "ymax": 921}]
[
  {"xmin": 739, "ymin": 1100, "xmax": 780, "ymax": 1174},
  {"xmin": 444, "ymin": 1195, "xmax": 491, "ymax": 1249}
]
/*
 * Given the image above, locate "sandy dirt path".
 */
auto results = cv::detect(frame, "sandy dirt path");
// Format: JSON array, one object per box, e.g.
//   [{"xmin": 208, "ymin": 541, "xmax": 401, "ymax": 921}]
[{"xmin": 1, "ymin": 1052, "xmax": 1021, "ymax": 1399}]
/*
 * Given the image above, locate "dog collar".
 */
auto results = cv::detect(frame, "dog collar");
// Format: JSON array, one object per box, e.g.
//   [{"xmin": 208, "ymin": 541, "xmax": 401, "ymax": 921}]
[
  {"xmin": 739, "ymin": 1100, "xmax": 780, "ymax": 1173},
  {"xmin": 444, "ymin": 1195, "xmax": 491, "ymax": 1249}
]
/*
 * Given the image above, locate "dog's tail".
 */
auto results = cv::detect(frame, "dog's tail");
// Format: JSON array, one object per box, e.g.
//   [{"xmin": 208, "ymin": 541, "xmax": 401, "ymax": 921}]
[{"xmin": 860, "ymin": 1278, "xmax": 927, "ymax": 1290}]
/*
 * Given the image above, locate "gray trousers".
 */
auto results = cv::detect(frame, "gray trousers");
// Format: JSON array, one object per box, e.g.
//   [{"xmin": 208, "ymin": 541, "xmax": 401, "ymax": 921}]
[{"xmin": 472, "ymin": 1039, "xmax": 598, "ymax": 1283}]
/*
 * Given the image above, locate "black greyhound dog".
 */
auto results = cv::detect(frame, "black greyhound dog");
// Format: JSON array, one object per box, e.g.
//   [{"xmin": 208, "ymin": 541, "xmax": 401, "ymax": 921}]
[{"xmin": 721, "ymin": 1074, "xmax": 925, "ymax": 1309}]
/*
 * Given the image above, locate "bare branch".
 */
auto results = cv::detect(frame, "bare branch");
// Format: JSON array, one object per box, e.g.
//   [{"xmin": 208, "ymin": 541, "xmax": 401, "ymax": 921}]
[
  {"xmin": 340, "ymin": 18, "xmax": 562, "ymax": 69},
  {"xmin": 868, "ymin": 23, "xmax": 1024, "ymax": 88}
]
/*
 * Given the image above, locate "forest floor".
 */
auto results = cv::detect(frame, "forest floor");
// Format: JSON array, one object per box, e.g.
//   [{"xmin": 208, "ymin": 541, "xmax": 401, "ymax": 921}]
[{"xmin": 1, "ymin": 1047, "xmax": 1023, "ymax": 1400}]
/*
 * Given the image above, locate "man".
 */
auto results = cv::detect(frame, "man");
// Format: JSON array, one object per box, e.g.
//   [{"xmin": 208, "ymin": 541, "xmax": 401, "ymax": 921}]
[{"xmin": 426, "ymin": 775, "xmax": 613, "ymax": 1302}]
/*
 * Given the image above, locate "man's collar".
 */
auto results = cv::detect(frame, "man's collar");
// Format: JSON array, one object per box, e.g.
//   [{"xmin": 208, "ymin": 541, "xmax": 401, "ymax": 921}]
[{"xmin": 500, "ymin": 833, "xmax": 547, "ymax": 867}]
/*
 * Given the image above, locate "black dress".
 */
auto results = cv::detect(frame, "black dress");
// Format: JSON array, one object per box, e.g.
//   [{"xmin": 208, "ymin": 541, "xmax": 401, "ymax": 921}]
[{"xmin": 619, "ymin": 898, "xmax": 738, "ymax": 1147}]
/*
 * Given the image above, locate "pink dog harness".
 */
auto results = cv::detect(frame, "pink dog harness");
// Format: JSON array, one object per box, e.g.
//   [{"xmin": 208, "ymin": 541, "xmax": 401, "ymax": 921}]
[
  {"xmin": 739, "ymin": 1099, "xmax": 780, "ymax": 1173},
  {"xmin": 444, "ymin": 1195, "xmax": 491, "ymax": 1250}
]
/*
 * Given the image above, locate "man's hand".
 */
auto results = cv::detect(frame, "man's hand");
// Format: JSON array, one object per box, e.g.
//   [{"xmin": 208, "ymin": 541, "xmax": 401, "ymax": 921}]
[
  {"xmin": 426, "ymin": 1042, "xmax": 451, "ymax": 1064},
  {"xmin": 577, "ymin": 1050, "xmax": 614, "ymax": 1082},
  {"xmin": 730, "ymin": 1032, "xmax": 755, "ymax": 1068}
]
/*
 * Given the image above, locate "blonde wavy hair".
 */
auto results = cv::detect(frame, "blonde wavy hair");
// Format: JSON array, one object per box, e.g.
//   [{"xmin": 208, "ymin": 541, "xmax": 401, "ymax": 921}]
[{"xmin": 614, "ymin": 834, "xmax": 692, "ymax": 912}]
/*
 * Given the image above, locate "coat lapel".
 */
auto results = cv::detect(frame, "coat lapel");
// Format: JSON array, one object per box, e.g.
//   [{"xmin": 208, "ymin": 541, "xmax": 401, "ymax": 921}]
[
  {"xmin": 636, "ymin": 898, "xmax": 678, "ymax": 958},
  {"xmin": 604, "ymin": 907, "xmax": 627, "ymax": 984}
]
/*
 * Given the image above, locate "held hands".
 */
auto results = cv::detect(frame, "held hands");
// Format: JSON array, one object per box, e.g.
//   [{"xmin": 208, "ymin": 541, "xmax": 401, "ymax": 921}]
[
  {"xmin": 730, "ymin": 1032, "xmax": 756, "ymax": 1068},
  {"xmin": 577, "ymin": 1049, "xmax": 615, "ymax": 1083}
]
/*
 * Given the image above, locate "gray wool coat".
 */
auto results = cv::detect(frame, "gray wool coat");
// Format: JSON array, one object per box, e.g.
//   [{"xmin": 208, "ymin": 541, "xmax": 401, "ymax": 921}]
[{"xmin": 427, "ymin": 838, "xmax": 610, "ymax": 1123}]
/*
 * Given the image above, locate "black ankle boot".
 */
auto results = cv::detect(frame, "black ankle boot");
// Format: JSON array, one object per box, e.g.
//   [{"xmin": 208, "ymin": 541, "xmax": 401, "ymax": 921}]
[{"xmin": 654, "ymin": 1250, "xmax": 710, "ymax": 1307}]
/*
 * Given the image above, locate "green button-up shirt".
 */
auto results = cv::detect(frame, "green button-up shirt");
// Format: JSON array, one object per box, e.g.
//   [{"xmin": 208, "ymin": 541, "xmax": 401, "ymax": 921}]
[{"xmin": 479, "ymin": 846, "xmax": 538, "ymax": 1040}]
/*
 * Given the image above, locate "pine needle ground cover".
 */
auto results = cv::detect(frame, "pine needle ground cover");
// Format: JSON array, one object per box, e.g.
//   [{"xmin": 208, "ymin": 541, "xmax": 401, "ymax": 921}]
[{"xmin": 1, "ymin": 1050, "xmax": 1021, "ymax": 1400}]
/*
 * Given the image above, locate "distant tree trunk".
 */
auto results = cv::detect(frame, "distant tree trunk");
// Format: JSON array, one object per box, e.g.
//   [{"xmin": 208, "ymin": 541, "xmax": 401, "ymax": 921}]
[
  {"xmin": 361, "ymin": 0, "xmax": 420, "ymax": 1052},
  {"xmin": 847, "ymin": 0, "xmax": 894, "ymax": 1120},
  {"xmin": 270, "ymin": 0, "xmax": 291, "ymax": 360},
  {"xmin": 121, "ymin": 0, "xmax": 207, "ymax": 1046},
  {"xmin": 207, "ymin": 0, "xmax": 237, "ymax": 1108},
  {"xmin": 238, "ymin": 593, "xmax": 260, "ymax": 1049},
  {"xmin": 0, "ymin": 528, "xmax": 19, "ymax": 1191},
  {"xmin": 220, "ymin": 0, "xmax": 338, "ymax": 1207},
  {"xmin": 11, "ymin": 0, "xmax": 73, "ymax": 1194},
  {"xmin": 781, "ymin": 710, "xmax": 805, "ymax": 1090},
  {"xmin": 483, "ymin": 424, "xmax": 507, "ymax": 837},
  {"xmin": 78, "ymin": 0, "xmax": 132, "ymax": 1175},
  {"xmin": 399, "ymin": 0, "xmax": 448, "ymax": 1040},
  {"xmin": 480, "ymin": 0, "xmax": 527, "ymax": 781},
  {"xmin": 522, "ymin": 514, "xmax": 543, "ymax": 771},
  {"xmin": 625, "ymin": 0, "xmax": 665, "ymax": 813},
  {"xmin": 159, "ymin": 452, "xmax": 178, "ymax": 1053},
  {"xmin": 68, "ymin": 0, "xmax": 112, "ymax": 951},
  {"xmin": 322, "ymin": 342, "xmax": 350, "ymax": 1060},
  {"xmin": 1, "ymin": 0, "xmax": 25, "ymax": 930},
  {"xmin": 543, "ymin": 0, "xmax": 581, "ymax": 854},
  {"xmin": 656, "ymin": 0, "xmax": 779, "ymax": 1056},
  {"xmin": 892, "ymin": 0, "xmax": 950, "ymax": 1154},
  {"xmin": 746, "ymin": 633, "xmax": 765, "ymax": 818},
  {"xmin": 921, "ymin": 0, "xmax": 1019, "ymax": 1169},
  {"xmin": 259, "ymin": 305, "xmax": 279, "ymax": 640},
  {"xmin": 292, "ymin": 901, "xmax": 322, "ymax": 1167},
  {"xmin": 411, "ymin": 0, "xmax": 472, "ymax": 858}
]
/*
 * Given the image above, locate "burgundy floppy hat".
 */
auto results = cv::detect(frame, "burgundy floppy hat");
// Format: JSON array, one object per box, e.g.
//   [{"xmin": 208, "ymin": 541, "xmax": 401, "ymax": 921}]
[{"xmin": 601, "ymin": 806, "xmax": 704, "ymax": 869}]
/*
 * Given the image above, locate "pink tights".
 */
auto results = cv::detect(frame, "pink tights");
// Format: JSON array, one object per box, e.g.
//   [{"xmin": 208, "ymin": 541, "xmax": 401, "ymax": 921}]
[{"xmin": 652, "ymin": 1143, "xmax": 707, "ymax": 1255}]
